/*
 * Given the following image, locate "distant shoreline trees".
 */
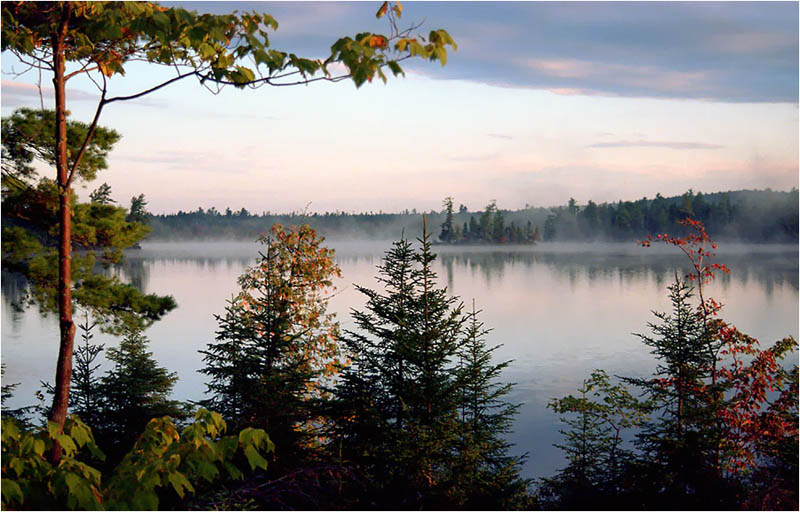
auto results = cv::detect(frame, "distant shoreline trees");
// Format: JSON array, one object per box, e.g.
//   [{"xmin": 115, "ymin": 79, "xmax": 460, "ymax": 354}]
[{"xmin": 137, "ymin": 188, "xmax": 798, "ymax": 243}]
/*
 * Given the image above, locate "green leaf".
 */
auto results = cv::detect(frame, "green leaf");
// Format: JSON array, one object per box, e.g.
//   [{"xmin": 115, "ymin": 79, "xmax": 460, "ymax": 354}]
[
  {"xmin": 243, "ymin": 444, "xmax": 268, "ymax": 471},
  {"xmin": 86, "ymin": 441, "xmax": 106, "ymax": 462},
  {"xmin": 69, "ymin": 420, "xmax": 93, "ymax": 447},
  {"xmin": 54, "ymin": 433, "xmax": 78, "ymax": 456},
  {"xmin": 434, "ymin": 47, "xmax": 447, "ymax": 67},
  {"xmin": 198, "ymin": 42, "xmax": 216, "ymax": 60},
  {"xmin": 63, "ymin": 472, "xmax": 101, "ymax": 510},
  {"xmin": 48, "ymin": 420, "xmax": 61, "ymax": 438},
  {"xmin": 33, "ymin": 439, "xmax": 46, "ymax": 456},
  {"xmin": 223, "ymin": 460, "xmax": 243, "ymax": 480},
  {"xmin": 151, "ymin": 11, "xmax": 170, "ymax": 29},
  {"xmin": 1, "ymin": 479, "xmax": 24, "ymax": 506},
  {"xmin": 167, "ymin": 471, "xmax": 194, "ymax": 499},
  {"xmin": 409, "ymin": 40, "xmax": 426, "ymax": 58},
  {"xmin": 195, "ymin": 461, "xmax": 219, "ymax": 482},
  {"xmin": 387, "ymin": 60, "xmax": 404, "ymax": 77},
  {"xmin": 1, "ymin": 418, "xmax": 20, "ymax": 441},
  {"xmin": 9, "ymin": 457, "xmax": 26, "ymax": 477}
]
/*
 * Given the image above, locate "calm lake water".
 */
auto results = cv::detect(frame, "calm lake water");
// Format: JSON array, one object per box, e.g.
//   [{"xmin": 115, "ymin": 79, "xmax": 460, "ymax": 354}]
[{"xmin": 2, "ymin": 240, "xmax": 797, "ymax": 479}]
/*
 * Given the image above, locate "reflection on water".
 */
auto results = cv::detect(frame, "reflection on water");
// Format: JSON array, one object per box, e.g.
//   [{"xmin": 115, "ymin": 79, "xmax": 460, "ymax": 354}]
[{"xmin": 2, "ymin": 241, "xmax": 797, "ymax": 479}]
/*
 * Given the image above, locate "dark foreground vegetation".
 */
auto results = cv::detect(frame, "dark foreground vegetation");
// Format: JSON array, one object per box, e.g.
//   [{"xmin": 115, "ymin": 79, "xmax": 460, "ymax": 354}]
[{"xmin": 140, "ymin": 188, "xmax": 799, "ymax": 244}]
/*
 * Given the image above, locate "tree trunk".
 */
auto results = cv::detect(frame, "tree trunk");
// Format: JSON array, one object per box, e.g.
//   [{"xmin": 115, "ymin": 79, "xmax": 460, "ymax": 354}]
[{"xmin": 48, "ymin": 3, "xmax": 74, "ymax": 464}]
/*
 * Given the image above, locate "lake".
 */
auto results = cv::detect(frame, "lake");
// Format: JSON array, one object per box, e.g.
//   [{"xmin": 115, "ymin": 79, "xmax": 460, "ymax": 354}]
[{"xmin": 2, "ymin": 240, "xmax": 797, "ymax": 480}]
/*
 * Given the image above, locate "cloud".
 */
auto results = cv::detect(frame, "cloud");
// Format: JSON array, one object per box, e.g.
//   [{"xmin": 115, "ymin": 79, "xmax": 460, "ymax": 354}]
[
  {"xmin": 1, "ymin": 80, "xmax": 97, "ymax": 107},
  {"xmin": 488, "ymin": 133, "xmax": 513, "ymax": 140},
  {"xmin": 708, "ymin": 31, "xmax": 797, "ymax": 56},
  {"xmin": 547, "ymin": 87, "xmax": 596, "ymax": 96},
  {"xmin": 524, "ymin": 59, "xmax": 711, "ymax": 96},
  {"xmin": 402, "ymin": 2, "xmax": 798, "ymax": 103},
  {"xmin": 587, "ymin": 140, "xmax": 725, "ymax": 150}
]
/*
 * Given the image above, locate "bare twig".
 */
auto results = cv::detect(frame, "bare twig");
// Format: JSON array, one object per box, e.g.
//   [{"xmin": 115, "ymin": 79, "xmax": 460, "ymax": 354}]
[
  {"xmin": 65, "ymin": 74, "xmax": 107, "ymax": 188},
  {"xmin": 104, "ymin": 70, "xmax": 201, "ymax": 104}
]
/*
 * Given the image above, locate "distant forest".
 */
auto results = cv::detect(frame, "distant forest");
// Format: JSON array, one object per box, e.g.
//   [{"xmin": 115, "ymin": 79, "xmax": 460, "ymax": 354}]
[{"xmin": 144, "ymin": 188, "xmax": 798, "ymax": 243}]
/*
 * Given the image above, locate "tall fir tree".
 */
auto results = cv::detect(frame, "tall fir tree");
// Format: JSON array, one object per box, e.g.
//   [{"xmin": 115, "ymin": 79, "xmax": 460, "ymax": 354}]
[
  {"xmin": 627, "ymin": 277, "xmax": 720, "ymax": 497},
  {"xmin": 451, "ymin": 302, "xmax": 531, "ymax": 508},
  {"xmin": 200, "ymin": 224, "xmax": 341, "ymax": 468},
  {"xmin": 332, "ymin": 223, "xmax": 528, "ymax": 507}
]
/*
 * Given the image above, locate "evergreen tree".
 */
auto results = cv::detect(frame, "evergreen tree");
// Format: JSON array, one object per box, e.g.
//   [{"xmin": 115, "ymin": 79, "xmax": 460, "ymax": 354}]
[
  {"xmin": 468, "ymin": 216, "xmax": 479, "ymax": 242},
  {"xmin": 544, "ymin": 214, "xmax": 556, "ymax": 240},
  {"xmin": 127, "ymin": 193, "xmax": 149, "ymax": 224},
  {"xmin": 479, "ymin": 200, "xmax": 496, "ymax": 242},
  {"xmin": 70, "ymin": 312, "xmax": 104, "ymax": 430},
  {"xmin": 491, "ymin": 208, "xmax": 506, "ymax": 242},
  {"xmin": 333, "ymin": 228, "xmax": 464, "ymax": 506},
  {"xmin": 0, "ymin": 363, "xmax": 28, "ymax": 422},
  {"xmin": 451, "ymin": 302, "xmax": 531, "ymax": 508},
  {"xmin": 200, "ymin": 224, "xmax": 341, "ymax": 467},
  {"xmin": 439, "ymin": 196, "xmax": 455, "ymax": 243},
  {"xmin": 99, "ymin": 327, "xmax": 185, "ymax": 462},
  {"xmin": 332, "ymin": 224, "xmax": 528, "ymax": 507},
  {"xmin": 542, "ymin": 370, "xmax": 650, "ymax": 509},
  {"xmin": 89, "ymin": 182, "xmax": 115, "ymax": 204},
  {"xmin": 624, "ymin": 276, "xmax": 728, "ymax": 507}
]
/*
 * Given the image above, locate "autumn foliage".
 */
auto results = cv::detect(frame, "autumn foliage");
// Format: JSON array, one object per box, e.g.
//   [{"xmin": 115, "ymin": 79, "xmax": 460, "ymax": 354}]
[
  {"xmin": 200, "ymin": 224, "xmax": 342, "ymax": 469},
  {"xmin": 547, "ymin": 218, "xmax": 798, "ymax": 509}
]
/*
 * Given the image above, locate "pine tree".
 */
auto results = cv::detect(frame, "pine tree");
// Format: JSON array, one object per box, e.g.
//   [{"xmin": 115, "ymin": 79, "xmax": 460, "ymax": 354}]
[
  {"xmin": 89, "ymin": 182, "xmax": 115, "ymax": 204},
  {"xmin": 333, "ymin": 226, "xmax": 463, "ymax": 506},
  {"xmin": 439, "ymin": 196, "xmax": 455, "ymax": 243}
]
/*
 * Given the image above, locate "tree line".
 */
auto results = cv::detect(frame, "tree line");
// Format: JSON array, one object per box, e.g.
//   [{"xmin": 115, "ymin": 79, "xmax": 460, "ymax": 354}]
[
  {"xmin": 540, "ymin": 190, "xmax": 798, "ymax": 242},
  {"xmin": 139, "ymin": 188, "xmax": 798, "ymax": 243}
]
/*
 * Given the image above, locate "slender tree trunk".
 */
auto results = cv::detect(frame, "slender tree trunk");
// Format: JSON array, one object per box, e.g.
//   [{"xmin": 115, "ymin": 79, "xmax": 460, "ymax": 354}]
[{"xmin": 48, "ymin": 3, "xmax": 74, "ymax": 464}]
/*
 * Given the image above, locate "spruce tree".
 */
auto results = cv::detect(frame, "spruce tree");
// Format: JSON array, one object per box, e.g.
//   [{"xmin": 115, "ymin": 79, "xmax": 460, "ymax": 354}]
[
  {"xmin": 624, "ymin": 275, "xmax": 727, "ymax": 507},
  {"xmin": 200, "ymin": 224, "xmax": 341, "ymax": 467},
  {"xmin": 333, "ymin": 228, "xmax": 463, "ymax": 506},
  {"xmin": 99, "ymin": 327, "xmax": 185, "ymax": 462},
  {"xmin": 70, "ymin": 312, "xmax": 105, "ymax": 430},
  {"xmin": 332, "ymin": 224, "xmax": 528, "ymax": 507},
  {"xmin": 451, "ymin": 302, "xmax": 531, "ymax": 508},
  {"xmin": 440, "ymin": 196, "xmax": 455, "ymax": 243}
]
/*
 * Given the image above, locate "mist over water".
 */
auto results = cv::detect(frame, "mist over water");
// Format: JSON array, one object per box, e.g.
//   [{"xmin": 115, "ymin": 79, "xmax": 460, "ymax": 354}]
[{"xmin": 2, "ymin": 241, "xmax": 797, "ymax": 479}]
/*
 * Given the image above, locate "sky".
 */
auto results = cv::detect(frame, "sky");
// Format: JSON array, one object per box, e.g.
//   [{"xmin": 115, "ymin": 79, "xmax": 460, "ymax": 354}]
[{"xmin": 1, "ymin": 1, "xmax": 798, "ymax": 214}]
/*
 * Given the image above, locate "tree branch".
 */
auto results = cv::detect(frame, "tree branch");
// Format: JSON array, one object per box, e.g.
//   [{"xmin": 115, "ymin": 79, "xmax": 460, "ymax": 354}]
[
  {"xmin": 103, "ymin": 70, "xmax": 200, "ymax": 104},
  {"xmin": 65, "ymin": 62, "xmax": 100, "ymax": 81},
  {"xmin": 66, "ymin": 74, "xmax": 107, "ymax": 188}
]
